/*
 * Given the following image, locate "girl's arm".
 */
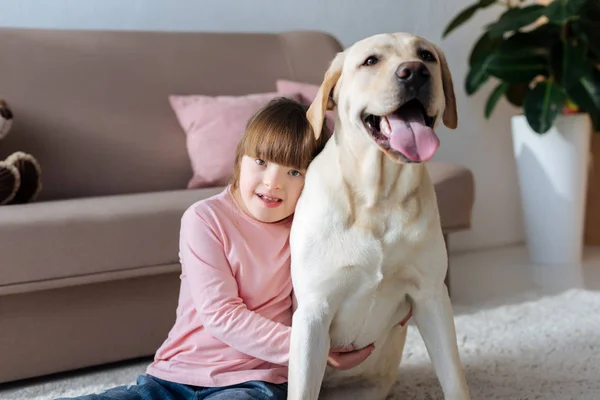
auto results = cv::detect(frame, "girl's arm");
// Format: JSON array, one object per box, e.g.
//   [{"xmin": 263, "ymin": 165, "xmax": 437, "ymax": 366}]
[{"xmin": 180, "ymin": 210, "xmax": 291, "ymax": 366}]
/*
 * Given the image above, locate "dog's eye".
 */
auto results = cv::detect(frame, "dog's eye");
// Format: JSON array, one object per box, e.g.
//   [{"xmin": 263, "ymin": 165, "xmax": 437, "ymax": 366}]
[
  {"xmin": 419, "ymin": 50, "xmax": 436, "ymax": 62},
  {"xmin": 362, "ymin": 56, "xmax": 379, "ymax": 66}
]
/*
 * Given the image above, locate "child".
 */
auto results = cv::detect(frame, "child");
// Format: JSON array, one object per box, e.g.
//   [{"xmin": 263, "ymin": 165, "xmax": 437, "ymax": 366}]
[{"xmin": 61, "ymin": 97, "xmax": 374, "ymax": 400}]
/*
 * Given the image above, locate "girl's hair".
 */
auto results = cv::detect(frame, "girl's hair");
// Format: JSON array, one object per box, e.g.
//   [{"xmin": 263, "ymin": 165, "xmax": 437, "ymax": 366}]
[{"xmin": 230, "ymin": 97, "xmax": 329, "ymax": 189}]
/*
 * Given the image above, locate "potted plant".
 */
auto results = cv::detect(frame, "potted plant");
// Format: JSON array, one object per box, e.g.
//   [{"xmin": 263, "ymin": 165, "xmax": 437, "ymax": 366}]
[{"xmin": 443, "ymin": 0, "xmax": 600, "ymax": 265}]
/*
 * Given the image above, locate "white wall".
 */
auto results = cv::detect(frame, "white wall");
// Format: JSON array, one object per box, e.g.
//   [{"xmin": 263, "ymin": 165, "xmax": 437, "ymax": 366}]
[{"xmin": 0, "ymin": 0, "xmax": 526, "ymax": 252}]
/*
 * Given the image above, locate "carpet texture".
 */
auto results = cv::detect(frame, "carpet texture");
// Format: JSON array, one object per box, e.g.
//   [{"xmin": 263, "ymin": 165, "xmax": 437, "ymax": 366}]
[{"xmin": 2, "ymin": 288, "xmax": 599, "ymax": 399}]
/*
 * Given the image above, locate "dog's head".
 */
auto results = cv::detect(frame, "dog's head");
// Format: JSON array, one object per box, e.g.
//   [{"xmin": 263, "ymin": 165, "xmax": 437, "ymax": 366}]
[{"xmin": 308, "ymin": 32, "xmax": 457, "ymax": 163}]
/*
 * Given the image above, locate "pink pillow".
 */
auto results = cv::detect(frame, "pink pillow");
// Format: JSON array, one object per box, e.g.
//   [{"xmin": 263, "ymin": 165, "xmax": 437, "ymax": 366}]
[
  {"xmin": 276, "ymin": 79, "xmax": 336, "ymax": 137},
  {"xmin": 170, "ymin": 92, "xmax": 301, "ymax": 189}
]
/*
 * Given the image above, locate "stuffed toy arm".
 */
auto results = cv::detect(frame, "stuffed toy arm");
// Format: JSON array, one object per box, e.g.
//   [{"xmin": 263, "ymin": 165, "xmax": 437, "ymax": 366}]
[
  {"xmin": 0, "ymin": 99, "xmax": 13, "ymax": 141},
  {"xmin": 0, "ymin": 99, "xmax": 42, "ymax": 205}
]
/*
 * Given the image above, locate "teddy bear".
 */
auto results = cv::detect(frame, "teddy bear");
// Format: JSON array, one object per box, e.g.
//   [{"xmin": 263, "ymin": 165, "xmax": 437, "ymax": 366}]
[{"xmin": 0, "ymin": 99, "xmax": 42, "ymax": 205}]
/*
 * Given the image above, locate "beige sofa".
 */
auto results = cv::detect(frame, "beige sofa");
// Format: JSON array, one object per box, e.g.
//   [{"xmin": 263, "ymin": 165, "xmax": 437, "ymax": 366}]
[{"xmin": 0, "ymin": 28, "xmax": 475, "ymax": 384}]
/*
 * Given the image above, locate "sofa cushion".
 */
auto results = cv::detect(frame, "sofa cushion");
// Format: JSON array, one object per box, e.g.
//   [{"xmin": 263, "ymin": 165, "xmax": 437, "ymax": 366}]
[
  {"xmin": 0, "ymin": 187, "xmax": 223, "ymax": 293},
  {"xmin": 169, "ymin": 92, "xmax": 302, "ymax": 189},
  {"xmin": 428, "ymin": 162, "xmax": 475, "ymax": 232},
  {"xmin": 0, "ymin": 162, "xmax": 473, "ymax": 295},
  {"xmin": 275, "ymin": 79, "xmax": 336, "ymax": 137}
]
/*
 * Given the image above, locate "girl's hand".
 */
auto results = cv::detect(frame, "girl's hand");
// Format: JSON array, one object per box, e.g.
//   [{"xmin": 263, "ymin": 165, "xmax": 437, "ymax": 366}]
[
  {"xmin": 327, "ymin": 344, "xmax": 375, "ymax": 370},
  {"xmin": 325, "ymin": 309, "xmax": 410, "ymax": 371}
]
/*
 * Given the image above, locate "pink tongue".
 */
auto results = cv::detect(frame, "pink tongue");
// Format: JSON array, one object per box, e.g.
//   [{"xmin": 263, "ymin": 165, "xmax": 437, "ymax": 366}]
[{"xmin": 387, "ymin": 107, "xmax": 439, "ymax": 162}]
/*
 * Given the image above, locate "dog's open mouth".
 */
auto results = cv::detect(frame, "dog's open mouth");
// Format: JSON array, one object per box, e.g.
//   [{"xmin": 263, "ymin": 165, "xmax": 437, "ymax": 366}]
[{"xmin": 363, "ymin": 99, "xmax": 439, "ymax": 162}]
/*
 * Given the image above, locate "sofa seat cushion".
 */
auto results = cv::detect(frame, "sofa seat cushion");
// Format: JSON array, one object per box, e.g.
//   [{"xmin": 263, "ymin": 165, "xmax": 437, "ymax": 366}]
[
  {"xmin": 0, "ymin": 187, "xmax": 224, "ymax": 294},
  {"xmin": 428, "ymin": 161, "xmax": 475, "ymax": 232},
  {"xmin": 0, "ymin": 162, "xmax": 474, "ymax": 295}
]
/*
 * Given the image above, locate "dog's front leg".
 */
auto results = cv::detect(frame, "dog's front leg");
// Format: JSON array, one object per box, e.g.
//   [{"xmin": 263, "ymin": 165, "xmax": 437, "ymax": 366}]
[
  {"xmin": 287, "ymin": 301, "xmax": 333, "ymax": 400},
  {"xmin": 413, "ymin": 284, "xmax": 470, "ymax": 400}
]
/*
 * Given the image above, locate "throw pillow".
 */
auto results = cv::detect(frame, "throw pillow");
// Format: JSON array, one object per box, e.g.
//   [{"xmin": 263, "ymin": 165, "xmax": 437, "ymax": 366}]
[
  {"xmin": 275, "ymin": 79, "xmax": 336, "ymax": 137},
  {"xmin": 170, "ymin": 92, "xmax": 301, "ymax": 189}
]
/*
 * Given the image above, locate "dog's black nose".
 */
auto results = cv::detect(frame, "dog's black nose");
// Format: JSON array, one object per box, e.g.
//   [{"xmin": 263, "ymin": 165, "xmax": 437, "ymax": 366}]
[{"xmin": 396, "ymin": 61, "xmax": 429, "ymax": 90}]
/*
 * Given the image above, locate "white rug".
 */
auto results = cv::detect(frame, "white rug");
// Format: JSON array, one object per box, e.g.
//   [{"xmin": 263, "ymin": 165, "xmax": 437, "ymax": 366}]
[{"xmin": 2, "ymin": 288, "xmax": 600, "ymax": 400}]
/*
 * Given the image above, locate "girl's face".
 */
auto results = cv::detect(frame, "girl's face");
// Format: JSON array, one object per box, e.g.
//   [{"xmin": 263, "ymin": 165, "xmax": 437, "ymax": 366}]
[{"xmin": 234, "ymin": 155, "xmax": 306, "ymax": 223}]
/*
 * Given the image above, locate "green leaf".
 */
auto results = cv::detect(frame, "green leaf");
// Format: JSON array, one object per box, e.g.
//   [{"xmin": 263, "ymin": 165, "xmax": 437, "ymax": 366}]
[
  {"xmin": 505, "ymin": 83, "xmax": 529, "ymax": 107},
  {"xmin": 479, "ymin": 0, "xmax": 497, "ymax": 7},
  {"xmin": 469, "ymin": 33, "xmax": 502, "ymax": 66},
  {"xmin": 566, "ymin": 69, "xmax": 600, "ymax": 131},
  {"xmin": 485, "ymin": 82, "xmax": 509, "ymax": 118},
  {"xmin": 545, "ymin": 0, "xmax": 569, "ymax": 25},
  {"xmin": 443, "ymin": 3, "xmax": 481, "ymax": 38},
  {"xmin": 581, "ymin": 0, "xmax": 600, "ymax": 20},
  {"xmin": 573, "ymin": 19, "xmax": 600, "ymax": 59},
  {"xmin": 524, "ymin": 80, "xmax": 566, "ymax": 134},
  {"xmin": 567, "ymin": 0, "xmax": 590, "ymax": 14},
  {"xmin": 544, "ymin": 0, "xmax": 589, "ymax": 24},
  {"xmin": 550, "ymin": 39, "xmax": 592, "ymax": 90},
  {"xmin": 485, "ymin": 5, "xmax": 546, "ymax": 37},
  {"xmin": 486, "ymin": 48, "xmax": 549, "ymax": 83},
  {"xmin": 465, "ymin": 56, "xmax": 491, "ymax": 95},
  {"xmin": 499, "ymin": 23, "xmax": 561, "ymax": 52}
]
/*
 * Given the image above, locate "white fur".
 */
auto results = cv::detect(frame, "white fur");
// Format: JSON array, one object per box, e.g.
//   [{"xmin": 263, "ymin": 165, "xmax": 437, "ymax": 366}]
[{"xmin": 287, "ymin": 33, "xmax": 470, "ymax": 400}]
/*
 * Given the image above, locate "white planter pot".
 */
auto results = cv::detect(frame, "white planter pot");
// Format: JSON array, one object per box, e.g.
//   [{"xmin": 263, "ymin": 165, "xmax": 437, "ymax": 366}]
[{"xmin": 511, "ymin": 113, "xmax": 592, "ymax": 265}]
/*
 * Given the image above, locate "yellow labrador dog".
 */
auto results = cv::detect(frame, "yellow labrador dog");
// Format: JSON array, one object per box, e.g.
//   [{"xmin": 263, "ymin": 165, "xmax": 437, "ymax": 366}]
[{"xmin": 287, "ymin": 33, "xmax": 470, "ymax": 400}]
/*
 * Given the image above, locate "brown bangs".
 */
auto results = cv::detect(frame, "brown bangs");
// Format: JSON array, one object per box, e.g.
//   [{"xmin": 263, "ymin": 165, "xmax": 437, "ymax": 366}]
[
  {"xmin": 230, "ymin": 97, "xmax": 329, "ymax": 189},
  {"xmin": 242, "ymin": 117, "xmax": 317, "ymax": 171}
]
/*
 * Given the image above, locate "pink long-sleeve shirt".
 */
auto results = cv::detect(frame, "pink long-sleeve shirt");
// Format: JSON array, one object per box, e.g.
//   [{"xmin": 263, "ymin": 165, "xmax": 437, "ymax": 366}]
[{"xmin": 146, "ymin": 186, "xmax": 294, "ymax": 387}]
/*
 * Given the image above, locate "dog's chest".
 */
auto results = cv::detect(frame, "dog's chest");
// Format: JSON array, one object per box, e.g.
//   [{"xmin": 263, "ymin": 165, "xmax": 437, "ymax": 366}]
[
  {"xmin": 326, "ymin": 206, "xmax": 423, "ymax": 342},
  {"xmin": 329, "ymin": 251, "xmax": 411, "ymax": 348},
  {"xmin": 351, "ymin": 202, "xmax": 427, "ymax": 261}
]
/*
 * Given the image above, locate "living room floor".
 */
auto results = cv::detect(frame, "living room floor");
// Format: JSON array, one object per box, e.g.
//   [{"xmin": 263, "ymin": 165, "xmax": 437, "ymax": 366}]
[
  {"xmin": 450, "ymin": 243, "xmax": 600, "ymax": 306},
  {"xmin": 2, "ymin": 243, "xmax": 600, "ymax": 399}
]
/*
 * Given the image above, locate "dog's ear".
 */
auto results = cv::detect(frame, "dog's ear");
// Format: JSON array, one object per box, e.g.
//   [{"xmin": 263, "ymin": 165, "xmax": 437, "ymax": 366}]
[
  {"xmin": 433, "ymin": 44, "xmax": 457, "ymax": 129},
  {"xmin": 307, "ymin": 50, "xmax": 346, "ymax": 139}
]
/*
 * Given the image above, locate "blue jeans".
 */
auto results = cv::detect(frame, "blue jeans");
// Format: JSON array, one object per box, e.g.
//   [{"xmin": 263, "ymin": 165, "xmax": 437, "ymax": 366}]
[{"xmin": 57, "ymin": 374, "xmax": 288, "ymax": 400}]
